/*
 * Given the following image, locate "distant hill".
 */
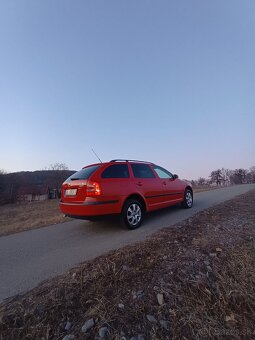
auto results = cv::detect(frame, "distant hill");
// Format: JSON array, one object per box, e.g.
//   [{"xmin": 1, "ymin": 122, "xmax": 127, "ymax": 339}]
[{"xmin": 0, "ymin": 170, "xmax": 75, "ymax": 204}]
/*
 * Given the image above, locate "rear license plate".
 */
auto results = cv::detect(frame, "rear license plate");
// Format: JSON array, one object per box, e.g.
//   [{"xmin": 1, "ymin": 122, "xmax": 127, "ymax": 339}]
[{"xmin": 65, "ymin": 188, "xmax": 77, "ymax": 196}]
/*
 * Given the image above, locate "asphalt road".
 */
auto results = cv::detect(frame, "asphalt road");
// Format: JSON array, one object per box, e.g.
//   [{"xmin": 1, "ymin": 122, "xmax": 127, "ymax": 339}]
[{"xmin": 1, "ymin": 184, "xmax": 255, "ymax": 304}]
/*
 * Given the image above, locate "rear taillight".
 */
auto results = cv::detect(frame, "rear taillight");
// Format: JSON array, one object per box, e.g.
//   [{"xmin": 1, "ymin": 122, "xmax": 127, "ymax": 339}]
[{"xmin": 86, "ymin": 181, "xmax": 101, "ymax": 196}]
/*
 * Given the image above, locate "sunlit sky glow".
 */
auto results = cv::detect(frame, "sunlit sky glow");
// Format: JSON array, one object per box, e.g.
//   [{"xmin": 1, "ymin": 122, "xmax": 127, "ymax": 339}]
[{"xmin": 0, "ymin": 0, "xmax": 254, "ymax": 179}]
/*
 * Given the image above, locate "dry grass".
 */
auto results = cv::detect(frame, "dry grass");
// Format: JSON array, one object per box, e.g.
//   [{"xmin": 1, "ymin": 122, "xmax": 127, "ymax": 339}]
[
  {"xmin": 0, "ymin": 200, "xmax": 70, "ymax": 237},
  {"xmin": 193, "ymin": 186, "xmax": 220, "ymax": 193},
  {"xmin": 0, "ymin": 190, "xmax": 255, "ymax": 339}
]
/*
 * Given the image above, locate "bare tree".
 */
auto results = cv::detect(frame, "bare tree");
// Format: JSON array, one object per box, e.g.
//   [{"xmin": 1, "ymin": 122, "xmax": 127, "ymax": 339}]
[
  {"xmin": 192, "ymin": 166, "xmax": 254, "ymax": 187},
  {"xmin": 197, "ymin": 177, "xmax": 208, "ymax": 186},
  {"xmin": 249, "ymin": 166, "xmax": 255, "ymax": 183},
  {"xmin": 210, "ymin": 169, "xmax": 223, "ymax": 186},
  {"xmin": 46, "ymin": 163, "xmax": 69, "ymax": 171},
  {"xmin": 230, "ymin": 169, "xmax": 247, "ymax": 184},
  {"xmin": 221, "ymin": 168, "xmax": 232, "ymax": 186}
]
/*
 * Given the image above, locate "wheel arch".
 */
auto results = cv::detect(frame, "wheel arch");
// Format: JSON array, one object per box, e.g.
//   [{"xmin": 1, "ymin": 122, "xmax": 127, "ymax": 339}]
[
  {"xmin": 185, "ymin": 185, "xmax": 193, "ymax": 194},
  {"xmin": 123, "ymin": 193, "xmax": 147, "ymax": 212}
]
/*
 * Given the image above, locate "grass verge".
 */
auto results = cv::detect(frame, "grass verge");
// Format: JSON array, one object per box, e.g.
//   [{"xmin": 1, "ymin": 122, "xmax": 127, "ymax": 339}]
[{"xmin": 0, "ymin": 200, "xmax": 70, "ymax": 237}]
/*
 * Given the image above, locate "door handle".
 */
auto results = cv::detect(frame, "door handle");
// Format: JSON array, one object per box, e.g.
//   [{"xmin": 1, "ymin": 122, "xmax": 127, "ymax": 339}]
[
  {"xmin": 163, "ymin": 181, "xmax": 167, "ymax": 185},
  {"xmin": 137, "ymin": 182, "xmax": 143, "ymax": 186}
]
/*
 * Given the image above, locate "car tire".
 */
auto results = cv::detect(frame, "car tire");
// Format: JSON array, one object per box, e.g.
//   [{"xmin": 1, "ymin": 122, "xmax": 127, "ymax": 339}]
[
  {"xmin": 182, "ymin": 189, "xmax": 193, "ymax": 208},
  {"xmin": 121, "ymin": 199, "xmax": 144, "ymax": 230}
]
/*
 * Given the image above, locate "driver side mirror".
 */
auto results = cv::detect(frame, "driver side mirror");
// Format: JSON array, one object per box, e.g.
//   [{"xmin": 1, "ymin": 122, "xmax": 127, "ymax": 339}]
[{"xmin": 173, "ymin": 174, "xmax": 178, "ymax": 179}]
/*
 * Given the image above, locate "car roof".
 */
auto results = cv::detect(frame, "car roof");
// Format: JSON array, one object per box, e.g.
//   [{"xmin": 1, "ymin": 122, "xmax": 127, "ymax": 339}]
[
  {"xmin": 82, "ymin": 160, "xmax": 154, "ymax": 169},
  {"xmin": 110, "ymin": 159, "xmax": 153, "ymax": 164}
]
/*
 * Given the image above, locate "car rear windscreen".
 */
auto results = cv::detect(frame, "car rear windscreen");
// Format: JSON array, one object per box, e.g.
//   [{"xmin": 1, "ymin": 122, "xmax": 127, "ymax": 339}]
[{"xmin": 69, "ymin": 165, "xmax": 101, "ymax": 180}]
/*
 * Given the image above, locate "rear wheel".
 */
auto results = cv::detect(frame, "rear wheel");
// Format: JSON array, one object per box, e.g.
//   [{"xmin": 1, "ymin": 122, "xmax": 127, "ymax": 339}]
[
  {"xmin": 121, "ymin": 199, "xmax": 144, "ymax": 229},
  {"xmin": 182, "ymin": 189, "xmax": 193, "ymax": 208}
]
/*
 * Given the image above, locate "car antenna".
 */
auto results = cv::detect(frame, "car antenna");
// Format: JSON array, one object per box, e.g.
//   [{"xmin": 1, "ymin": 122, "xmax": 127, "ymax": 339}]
[{"xmin": 91, "ymin": 148, "xmax": 102, "ymax": 163}]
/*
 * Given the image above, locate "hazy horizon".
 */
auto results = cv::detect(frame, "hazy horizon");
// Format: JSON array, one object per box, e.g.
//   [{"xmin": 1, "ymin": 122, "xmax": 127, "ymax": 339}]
[
  {"xmin": 2, "ymin": 161, "xmax": 255, "ymax": 182},
  {"xmin": 1, "ymin": 1, "xmax": 254, "ymax": 179}
]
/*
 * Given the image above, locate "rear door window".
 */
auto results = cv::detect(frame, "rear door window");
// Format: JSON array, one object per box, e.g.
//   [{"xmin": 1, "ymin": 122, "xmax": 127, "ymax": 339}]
[
  {"xmin": 69, "ymin": 165, "xmax": 101, "ymax": 180},
  {"xmin": 101, "ymin": 164, "xmax": 129, "ymax": 178},
  {"xmin": 131, "ymin": 164, "xmax": 156, "ymax": 178}
]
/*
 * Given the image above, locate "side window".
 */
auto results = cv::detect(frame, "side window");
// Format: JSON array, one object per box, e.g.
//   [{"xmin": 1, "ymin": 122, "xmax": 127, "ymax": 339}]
[
  {"xmin": 131, "ymin": 164, "xmax": 156, "ymax": 178},
  {"xmin": 153, "ymin": 165, "xmax": 173, "ymax": 179},
  {"xmin": 101, "ymin": 164, "xmax": 129, "ymax": 178}
]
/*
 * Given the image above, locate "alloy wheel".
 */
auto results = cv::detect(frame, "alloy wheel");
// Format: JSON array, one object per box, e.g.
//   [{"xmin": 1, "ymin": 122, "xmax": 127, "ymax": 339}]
[
  {"xmin": 186, "ymin": 191, "xmax": 193, "ymax": 207},
  {"xmin": 127, "ymin": 203, "xmax": 142, "ymax": 226}
]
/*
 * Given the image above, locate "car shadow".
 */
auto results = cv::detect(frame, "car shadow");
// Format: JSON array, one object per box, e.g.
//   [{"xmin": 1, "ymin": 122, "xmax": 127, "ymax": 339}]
[
  {"xmin": 77, "ymin": 215, "xmax": 125, "ymax": 233},
  {"xmin": 145, "ymin": 204, "xmax": 181, "ymax": 221},
  {"xmin": 76, "ymin": 203, "xmax": 188, "ymax": 234}
]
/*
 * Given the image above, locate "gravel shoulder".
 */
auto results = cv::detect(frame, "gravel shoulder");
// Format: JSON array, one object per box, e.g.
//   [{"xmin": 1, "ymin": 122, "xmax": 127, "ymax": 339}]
[{"xmin": 1, "ymin": 190, "xmax": 255, "ymax": 339}]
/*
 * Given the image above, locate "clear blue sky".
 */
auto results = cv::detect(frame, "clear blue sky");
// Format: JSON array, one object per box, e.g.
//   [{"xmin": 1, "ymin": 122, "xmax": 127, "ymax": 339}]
[{"xmin": 0, "ymin": 1, "xmax": 254, "ymax": 179}]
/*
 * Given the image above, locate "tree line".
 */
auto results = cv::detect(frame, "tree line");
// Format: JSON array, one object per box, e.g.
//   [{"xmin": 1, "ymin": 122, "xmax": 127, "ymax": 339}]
[
  {"xmin": 0, "ymin": 163, "xmax": 74, "ymax": 205},
  {"xmin": 192, "ymin": 166, "xmax": 255, "ymax": 187}
]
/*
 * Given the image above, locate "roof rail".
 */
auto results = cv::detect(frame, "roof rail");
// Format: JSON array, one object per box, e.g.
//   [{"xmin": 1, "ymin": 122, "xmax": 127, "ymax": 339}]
[{"xmin": 110, "ymin": 159, "xmax": 153, "ymax": 164}]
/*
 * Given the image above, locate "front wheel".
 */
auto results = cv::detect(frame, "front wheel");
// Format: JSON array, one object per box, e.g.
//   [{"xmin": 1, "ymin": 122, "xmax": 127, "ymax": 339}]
[
  {"xmin": 182, "ymin": 189, "xmax": 193, "ymax": 208},
  {"xmin": 121, "ymin": 199, "xmax": 144, "ymax": 230}
]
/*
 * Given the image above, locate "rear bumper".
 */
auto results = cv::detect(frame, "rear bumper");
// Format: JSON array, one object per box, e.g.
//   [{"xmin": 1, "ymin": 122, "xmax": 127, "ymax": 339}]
[
  {"xmin": 59, "ymin": 198, "xmax": 121, "ymax": 217},
  {"xmin": 64, "ymin": 213, "xmax": 119, "ymax": 220}
]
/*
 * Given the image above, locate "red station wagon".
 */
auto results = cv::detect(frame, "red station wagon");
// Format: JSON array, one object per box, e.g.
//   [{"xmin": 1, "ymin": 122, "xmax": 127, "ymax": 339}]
[{"xmin": 59, "ymin": 160, "xmax": 193, "ymax": 229}]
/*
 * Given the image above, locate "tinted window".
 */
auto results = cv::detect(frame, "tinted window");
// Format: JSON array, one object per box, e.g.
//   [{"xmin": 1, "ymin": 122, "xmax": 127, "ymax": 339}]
[
  {"xmin": 101, "ymin": 164, "xmax": 129, "ymax": 178},
  {"xmin": 69, "ymin": 165, "xmax": 101, "ymax": 180},
  {"xmin": 153, "ymin": 165, "xmax": 173, "ymax": 179},
  {"xmin": 131, "ymin": 164, "xmax": 155, "ymax": 178}
]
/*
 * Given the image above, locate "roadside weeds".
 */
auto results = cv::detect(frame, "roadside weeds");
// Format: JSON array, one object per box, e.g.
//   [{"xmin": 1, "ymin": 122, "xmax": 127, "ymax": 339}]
[{"xmin": 0, "ymin": 200, "xmax": 71, "ymax": 237}]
